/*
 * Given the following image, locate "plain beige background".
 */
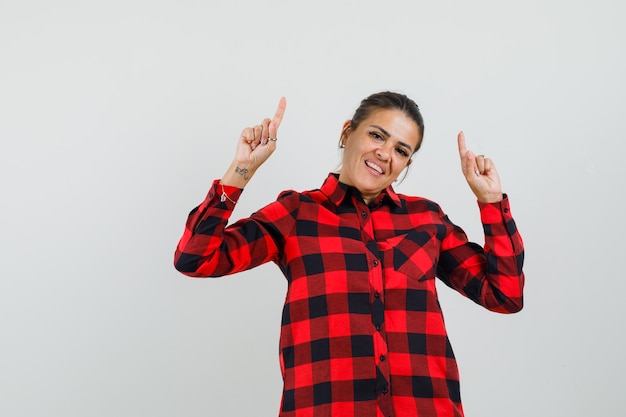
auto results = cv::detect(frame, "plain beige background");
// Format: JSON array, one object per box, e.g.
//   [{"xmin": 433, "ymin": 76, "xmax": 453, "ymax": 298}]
[{"xmin": 1, "ymin": 0, "xmax": 624, "ymax": 416}]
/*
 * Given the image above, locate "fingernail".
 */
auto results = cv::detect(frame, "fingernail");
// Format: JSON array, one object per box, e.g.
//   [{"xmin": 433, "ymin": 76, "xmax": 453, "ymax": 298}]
[
  {"xmin": 261, "ymin": 138, "xmax": 268, "ymax": 145},
  {"xmin": 474, "ymin": 169, "xmax": 480, "ymax": 176}
]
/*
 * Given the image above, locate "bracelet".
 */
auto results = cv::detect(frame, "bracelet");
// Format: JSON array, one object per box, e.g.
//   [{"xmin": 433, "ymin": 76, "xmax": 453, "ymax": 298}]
[{"xmin": 220, "ymin": 184, "xmax": 237, "ymax": 205}]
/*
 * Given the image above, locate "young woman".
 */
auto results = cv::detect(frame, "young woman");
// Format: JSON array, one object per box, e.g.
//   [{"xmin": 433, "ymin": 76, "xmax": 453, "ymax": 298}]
[{"xmin": 174, "ymin": 91, "xmax": 525, "ymax": 417}]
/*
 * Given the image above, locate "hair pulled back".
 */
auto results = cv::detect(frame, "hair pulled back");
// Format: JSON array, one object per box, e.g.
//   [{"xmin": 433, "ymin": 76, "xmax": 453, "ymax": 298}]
[{"xmin": 346, "ymin": 91, "xmax": 424, "ymax": 153}]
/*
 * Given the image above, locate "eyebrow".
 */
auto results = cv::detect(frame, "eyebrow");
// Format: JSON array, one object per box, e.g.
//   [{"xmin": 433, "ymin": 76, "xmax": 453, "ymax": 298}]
[{"xmin": 370, "ymin": 125, "xmax": 415, "ymax": 153}]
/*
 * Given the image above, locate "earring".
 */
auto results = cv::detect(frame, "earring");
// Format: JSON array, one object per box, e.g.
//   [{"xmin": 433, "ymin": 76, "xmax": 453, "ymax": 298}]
[{"xmin": 340, "ymin": 127, "xmax": 351, "ymax": 148}]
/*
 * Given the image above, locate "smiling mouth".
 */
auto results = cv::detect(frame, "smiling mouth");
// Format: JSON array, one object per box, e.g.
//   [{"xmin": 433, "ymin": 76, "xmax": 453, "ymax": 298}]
[{"xmin": 365, "ymin": 160, "xmax": 384, "ymax": 175}]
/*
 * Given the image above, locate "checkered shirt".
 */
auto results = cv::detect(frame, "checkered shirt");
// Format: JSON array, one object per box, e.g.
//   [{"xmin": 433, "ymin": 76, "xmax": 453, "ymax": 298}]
[{"xmin": 174, "ymin": 173, "xmax": 525, "ymax": 417}]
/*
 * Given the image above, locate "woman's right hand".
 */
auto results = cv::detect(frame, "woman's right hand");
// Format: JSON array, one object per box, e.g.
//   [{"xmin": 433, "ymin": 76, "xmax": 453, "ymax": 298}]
[
  {"xmin": 221, "ymin": 97, "xmax": 286, "ymax": 188},
  {"xmin": 234, "ymin": 97, "xmax": 286, "ymax": 171}
]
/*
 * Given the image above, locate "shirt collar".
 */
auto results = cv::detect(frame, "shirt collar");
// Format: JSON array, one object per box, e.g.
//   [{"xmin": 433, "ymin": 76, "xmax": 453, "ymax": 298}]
[{"xmin": 320, "ymin": 173, "xmax": 402, "ymax": 208}]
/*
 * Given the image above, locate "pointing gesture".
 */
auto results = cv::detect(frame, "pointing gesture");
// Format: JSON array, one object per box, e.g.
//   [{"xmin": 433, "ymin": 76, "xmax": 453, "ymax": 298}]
[
  {"xmin": 235, "ymin": 97, "xmax": 287, "ymax": 168},
  {"xmin": 457, "ymin": 131, "xmax": 503, "ymax": 203},
  {"xmin": 222, "ymin": 97, "xmax": 286, "ymax": 188}
]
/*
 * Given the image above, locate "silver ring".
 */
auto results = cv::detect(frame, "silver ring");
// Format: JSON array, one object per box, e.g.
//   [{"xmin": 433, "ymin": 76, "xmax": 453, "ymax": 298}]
[{"xmin": 267, "ymin": 137, "xmax": 278, "ymax": 141}]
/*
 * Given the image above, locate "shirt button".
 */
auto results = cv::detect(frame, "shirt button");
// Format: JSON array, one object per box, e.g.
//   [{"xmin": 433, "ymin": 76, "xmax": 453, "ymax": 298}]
[
  {"xmin": 382, "ymin": 388, "xmax": 388, "ymax": 394},
  {"xmin": 504, "ymin": 208, "xmax": 510, "ymax": 213},
  {"xmin": 209, "ymin": 192, "xmax": 214, "ymax": 198},
  {"xmin": 375, "ymin": 292, "xmax": 380, "ymax": 298},
  {"xmin": 375, "ymin": 325, "xmax": 382, "ymax": 331},
  {"xmin": 373, "ymin": 260, "xmax": 379, "ymax": 267},
  {"xmin": 380, "ymin": 355, "xmax": 386, "ymax": 361},
  {"xmin": 361, "ymin": 212, "xmax": 367, "ymax": 218}
]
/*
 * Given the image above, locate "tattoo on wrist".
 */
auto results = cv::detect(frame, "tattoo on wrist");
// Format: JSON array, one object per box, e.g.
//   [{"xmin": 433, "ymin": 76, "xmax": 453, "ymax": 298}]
[{"xmin": 235, "ymin": 166, "xmax": 249, "ymax": 180}]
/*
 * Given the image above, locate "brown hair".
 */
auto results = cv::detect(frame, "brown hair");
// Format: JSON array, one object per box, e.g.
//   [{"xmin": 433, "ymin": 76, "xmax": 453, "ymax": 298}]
[{"xmin": 342, "ymin": 91, "xmax": 425, "ymax": 153}]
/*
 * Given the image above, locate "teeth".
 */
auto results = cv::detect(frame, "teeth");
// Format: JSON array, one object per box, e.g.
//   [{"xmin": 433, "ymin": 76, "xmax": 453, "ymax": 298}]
[{"xmin": 365, "ymin": 161, "xmax": 383, "ymax": 174}]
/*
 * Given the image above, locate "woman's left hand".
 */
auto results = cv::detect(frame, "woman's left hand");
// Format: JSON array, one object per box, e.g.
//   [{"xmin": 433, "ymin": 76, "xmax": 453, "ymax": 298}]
[{"xmin": 457, "ymin": 131, "xmax": 503, "ymax": 203}]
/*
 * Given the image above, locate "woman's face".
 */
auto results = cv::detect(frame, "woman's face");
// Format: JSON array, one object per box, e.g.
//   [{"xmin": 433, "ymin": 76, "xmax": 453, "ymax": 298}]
[{"xmin": 338, "ymin": 108, "xmax": 421, "ymax": 204}]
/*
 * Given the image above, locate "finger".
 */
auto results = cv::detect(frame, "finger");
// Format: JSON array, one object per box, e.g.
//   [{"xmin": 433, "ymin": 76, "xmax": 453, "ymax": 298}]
[
  {"xmin": 251, "ymin": 125, "xmax": 263, "ymax": 149},
  {"xmin": 260, "ymin": 118, "xmax": 271, "ymax": 146},
  {"xmin": 483, "ymin": 157, "xmax": 495, "ymax": 174},
  {"xmin": 457, "ymin": 131, "xmax": 468, "ymax": 161},
  {"xmin": 254, "ymin": 125, "xmax": 264, "ymax": 140},
  {"xmin": 463, "ymin": 149, "xmax": 480, "ymax": 178},
  {"xmin": 241, "ymin": 127, "xmax": 254, "ymax": 143},
  {"xmin": 458, "ymin": 131, "xmax": 478, "ymax": 178},
  {"xmin": 269, "ymin": 97, "xmax": 287, "ymax": 138},
  {"xmin": 476, "ymin": 154, "xmax": 486, "ymax": 174}
]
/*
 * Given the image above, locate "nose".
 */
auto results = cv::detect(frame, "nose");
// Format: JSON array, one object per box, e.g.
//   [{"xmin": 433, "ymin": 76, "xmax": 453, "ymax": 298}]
[{"xmin": 375, "ymin": 142, "xmax": 392, "ymax": 160}]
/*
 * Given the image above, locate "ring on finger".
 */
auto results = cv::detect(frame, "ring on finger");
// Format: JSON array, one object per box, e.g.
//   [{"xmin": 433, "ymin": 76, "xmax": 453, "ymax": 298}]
[{"xmin": 267, "ymin": 137, "xmax": 278, "ymax": 142}]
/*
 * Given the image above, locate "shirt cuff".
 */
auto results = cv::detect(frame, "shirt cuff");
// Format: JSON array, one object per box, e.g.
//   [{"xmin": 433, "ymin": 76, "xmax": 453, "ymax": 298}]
[
  {"xmin": 206, "ymin": 179, "xmax": 244, "ymax": 205},
  {"xmin": 478, "ymin": 193, "xmax": 512, "ymax": 224}
]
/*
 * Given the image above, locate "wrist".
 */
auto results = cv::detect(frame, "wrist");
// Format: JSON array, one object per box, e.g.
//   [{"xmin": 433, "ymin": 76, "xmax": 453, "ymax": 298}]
[
  {"xmin": 221, "ymin": 161, "xmax": 257, "ymax": 188},
  {"xmin": 477, "ymin": 192, "xmax": 503, "ymax": 204}
]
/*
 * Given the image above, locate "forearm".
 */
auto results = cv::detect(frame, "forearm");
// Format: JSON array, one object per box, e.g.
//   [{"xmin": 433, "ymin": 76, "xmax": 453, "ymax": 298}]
[
  {"xmin": 221, "ymin": 160, "xmax": 258, "ymax": 188},
  {"xmin": 475, "ymin": 196, "xmax": 525, "ymax": 312},
  {"xmin": 438, "ymin": 196, "xmax": 525, "ymax": 313},
  {"xmin": 174, "ymin": 181, "xmax": 242, "ymax": 276}
]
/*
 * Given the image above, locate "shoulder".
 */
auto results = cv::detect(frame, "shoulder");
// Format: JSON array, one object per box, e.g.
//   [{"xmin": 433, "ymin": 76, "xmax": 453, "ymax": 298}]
[
  {"xmin": 252, "ymin": 188, "xmax": 323, "ymax": 223},
  {"xmin": 266, "ymin": 188, "xmax": 318, "ymax": 212},
  {"xmin": 276, "ymin": 187, "xmax": 327, "ymax": 204},
  {"xmin": 394, "ymin": 192, "xmax": 443, "ymax": 214},
  {"xmin": 277, "ymin": 189, "xmax": 300, "ymax": 201}
]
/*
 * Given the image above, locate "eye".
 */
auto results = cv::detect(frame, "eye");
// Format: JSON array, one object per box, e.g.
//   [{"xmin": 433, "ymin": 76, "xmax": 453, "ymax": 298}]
[
  {"xmin": 395, "ymin": 147, "xmax": 410, "ymax": 158},
  {"xmin": 369, "ymin": 131, "xmax": 384, "ymax": 142}
]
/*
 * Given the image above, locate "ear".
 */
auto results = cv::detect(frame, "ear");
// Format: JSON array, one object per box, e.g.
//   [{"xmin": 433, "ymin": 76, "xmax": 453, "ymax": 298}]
[{"xmin": 340, "ymin": 120, "xmax": 352, "ymax": 147}]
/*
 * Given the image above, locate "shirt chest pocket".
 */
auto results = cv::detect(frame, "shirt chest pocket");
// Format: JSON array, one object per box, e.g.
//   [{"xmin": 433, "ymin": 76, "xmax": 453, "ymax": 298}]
[{"xmin": 378, "ymin": 230, "xmax": 439, "ymax": 285}]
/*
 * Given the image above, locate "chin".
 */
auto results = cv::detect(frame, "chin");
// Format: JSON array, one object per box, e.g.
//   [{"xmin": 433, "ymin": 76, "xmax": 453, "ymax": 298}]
[{"xmin": 365, "ymin": 179, "xmax": 391, "ymax": 191}]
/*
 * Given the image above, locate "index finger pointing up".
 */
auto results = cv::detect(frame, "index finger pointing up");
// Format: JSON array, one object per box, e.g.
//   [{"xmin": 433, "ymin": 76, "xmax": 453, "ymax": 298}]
[
  {"xmin": 457, "ymin": 131, "xmax": 468, "ymax": 161},
  {"xmin": 269, "ymin": 97, "xmax": 287, "ymax": 138}
]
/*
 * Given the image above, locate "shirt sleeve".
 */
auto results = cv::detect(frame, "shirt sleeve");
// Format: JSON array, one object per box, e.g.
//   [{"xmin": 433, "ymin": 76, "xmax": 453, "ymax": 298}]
[
  {"xmin": 173, "ymin": 179, "xmax": 295, "ymax": 278},
  {"xmin": 436, "ymin": 195, "xmax": 525, "ymax": 313}
]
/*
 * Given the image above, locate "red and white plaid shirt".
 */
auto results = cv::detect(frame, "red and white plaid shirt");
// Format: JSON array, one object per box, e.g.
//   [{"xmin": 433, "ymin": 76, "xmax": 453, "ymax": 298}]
[{"xmin": 175, "ymin": 173, "xmax": 525, "ymax": 417}]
